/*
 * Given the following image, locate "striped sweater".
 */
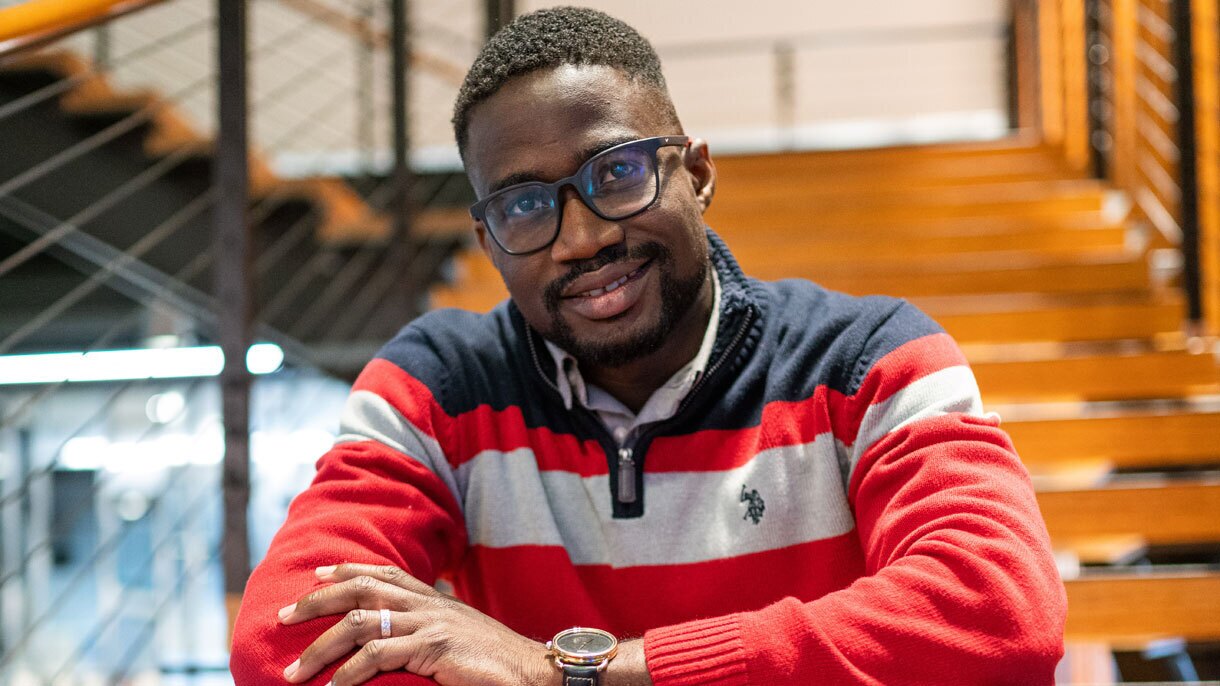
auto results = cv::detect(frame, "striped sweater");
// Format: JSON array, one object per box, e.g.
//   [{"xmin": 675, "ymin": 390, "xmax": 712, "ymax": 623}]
[{"xmin": 231, "ymin": 231, "xmax": 1066, "ymax": 685}]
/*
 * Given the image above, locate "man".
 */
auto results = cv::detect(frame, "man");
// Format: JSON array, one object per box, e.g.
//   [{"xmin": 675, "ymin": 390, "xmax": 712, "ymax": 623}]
[{"xmin": 231, "ymin": 7, "xmax": 1066, "ymax": 685}]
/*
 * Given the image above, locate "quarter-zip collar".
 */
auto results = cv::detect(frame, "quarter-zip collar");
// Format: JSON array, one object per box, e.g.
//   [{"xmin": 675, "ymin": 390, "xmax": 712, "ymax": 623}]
[{"xmin": 513, "ymin": 227, "xmax": 766, "ymax": 518}]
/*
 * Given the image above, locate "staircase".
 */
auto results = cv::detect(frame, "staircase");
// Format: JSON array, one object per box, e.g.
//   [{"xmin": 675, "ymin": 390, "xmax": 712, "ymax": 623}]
[
  {"xmin": 431, "ymin": 138, "xmax": 1220, "ymax": 675},
  {"xmin": 0, "ymin": 50, "xmax": 470, "ymax": 375}
]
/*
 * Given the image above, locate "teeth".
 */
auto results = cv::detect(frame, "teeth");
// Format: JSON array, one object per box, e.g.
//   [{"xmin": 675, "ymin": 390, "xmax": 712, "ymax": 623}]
[{"xmin": 577, "ymin": 268, "xmax": 637, "ymax": 298}]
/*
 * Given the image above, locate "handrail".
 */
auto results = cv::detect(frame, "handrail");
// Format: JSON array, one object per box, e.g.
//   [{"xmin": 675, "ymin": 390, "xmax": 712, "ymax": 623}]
[
  {"xmin": 274, "ymin": 0, "xmax": 467, "ymax": 85},
  {"xmin": 0, "ymin": 0, "xmax": 163, "ymax": 58}
]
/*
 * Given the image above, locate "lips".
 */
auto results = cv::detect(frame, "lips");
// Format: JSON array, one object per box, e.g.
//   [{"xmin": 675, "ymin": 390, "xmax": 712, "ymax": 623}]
[
  {"xmin": 572, "ymin": 264, "xmax": 646, "ymax": 298},
  {"xmin": 561, "ymin": 260, "xmax": 652, "ymax": 321}
]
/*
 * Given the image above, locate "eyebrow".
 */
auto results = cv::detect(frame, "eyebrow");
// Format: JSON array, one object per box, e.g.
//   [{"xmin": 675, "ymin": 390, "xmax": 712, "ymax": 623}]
[{"xmin": 486, "ymin": 134, "xmax": 644, "ymax": 195}]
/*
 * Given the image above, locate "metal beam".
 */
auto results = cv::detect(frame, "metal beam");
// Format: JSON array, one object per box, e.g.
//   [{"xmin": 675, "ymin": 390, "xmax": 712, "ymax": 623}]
[
  {"xmin": 214, "ymin": 0, "xmax": 252, "ymax": 630},
  {"xmin": 484, "ymin": 0, "xmax": 514, "ymax": 40},
  {"xmin": 1172, "ymin": 0, "xmax": 1202, "ymax": 322}
]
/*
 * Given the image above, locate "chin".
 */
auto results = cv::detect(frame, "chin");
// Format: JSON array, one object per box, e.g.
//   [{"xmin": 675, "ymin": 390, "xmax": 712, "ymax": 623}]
[{"xmin": 549, "ymin": 312, "xmax": 669, "ymax": 369}]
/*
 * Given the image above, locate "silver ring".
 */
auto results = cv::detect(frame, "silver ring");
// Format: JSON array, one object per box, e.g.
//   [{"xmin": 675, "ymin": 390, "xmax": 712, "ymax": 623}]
[{"xmin": 379, "ymin": 609, "xmax": 391, "ymax": 638}]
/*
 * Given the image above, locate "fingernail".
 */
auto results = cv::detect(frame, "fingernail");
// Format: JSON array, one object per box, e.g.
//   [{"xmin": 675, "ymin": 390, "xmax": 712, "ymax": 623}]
[
  {"xmin": 278, "ymin": 603, "xmax": 296, "ymax": 621},
  {"xmin": 315, "ymin": 565, "xmax": 337, "ymax": 578},
  {"xmin": 283, "ymin": 659, "xmax": 300, "ymax": 679}
]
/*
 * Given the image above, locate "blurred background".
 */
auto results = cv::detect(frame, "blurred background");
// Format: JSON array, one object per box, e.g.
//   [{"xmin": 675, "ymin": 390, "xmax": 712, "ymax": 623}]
[{"xmin": 0, "ymin": 0, "xmax": 1217, "ymax": 683}]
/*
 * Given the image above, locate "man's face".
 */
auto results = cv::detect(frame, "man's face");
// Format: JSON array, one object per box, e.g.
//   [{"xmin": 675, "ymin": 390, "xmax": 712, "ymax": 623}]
[{"xmin": 464, "ymin": 65, "xmax": 716, "ymax": 367}]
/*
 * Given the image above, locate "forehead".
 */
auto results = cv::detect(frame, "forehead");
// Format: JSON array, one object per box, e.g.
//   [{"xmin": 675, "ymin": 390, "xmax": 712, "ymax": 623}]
[{"xmin": 463, "ymin": 64, "xmax": 673, "ymax": 195}]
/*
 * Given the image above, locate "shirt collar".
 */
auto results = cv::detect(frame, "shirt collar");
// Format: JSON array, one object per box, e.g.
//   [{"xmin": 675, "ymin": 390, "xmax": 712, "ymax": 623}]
[{"xmin": 544, "ymin": 268, "xmax": 722, "ymax": 416}]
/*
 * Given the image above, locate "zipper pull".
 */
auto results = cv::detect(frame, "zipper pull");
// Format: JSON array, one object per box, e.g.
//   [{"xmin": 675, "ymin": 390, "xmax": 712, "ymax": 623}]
[{"xmin": 617, "ymin": 448, "xmax": 637, "ymax": 504}]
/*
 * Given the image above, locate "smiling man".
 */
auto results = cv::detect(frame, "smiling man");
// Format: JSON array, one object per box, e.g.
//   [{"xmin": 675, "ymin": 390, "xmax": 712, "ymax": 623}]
[{"xmin": 231, "ymin": 7, "xmax": 1066, "ymax": 686}]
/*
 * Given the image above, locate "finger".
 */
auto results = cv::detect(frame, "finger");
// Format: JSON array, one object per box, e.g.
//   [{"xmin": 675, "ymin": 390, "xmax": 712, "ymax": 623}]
[
  {"xmin": 317, "ymin": 563, "xmax": 437, "ymax": 596},
  {"xmin": 331, "ymin": 636, "xmax": 425, "ymax": 686},
  {"xmin": 280, "ymin": 576, "xmax": 414, "ymax": 624},
  {"xmin": 286, "ymin": 609, "xmax": 424, "ymax": 683}
]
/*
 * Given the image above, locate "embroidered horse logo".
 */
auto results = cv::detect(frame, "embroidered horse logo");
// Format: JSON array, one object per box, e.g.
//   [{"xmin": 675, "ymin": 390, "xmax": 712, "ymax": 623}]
[{"xmin": 740, "ymin": 484, "xmax": 765, "ymax": 524}]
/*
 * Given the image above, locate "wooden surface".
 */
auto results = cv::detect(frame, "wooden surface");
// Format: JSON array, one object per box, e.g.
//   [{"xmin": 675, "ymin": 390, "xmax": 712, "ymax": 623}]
[
  {"xmin": 1194, "ymin": 0, "xmax": 1220, "ymax": 335},
  {"xmin": 1039, "ymin": 480, "xmax": 1220, "ymax": 545},
  {"xmin": 974, "ymin": 349, "xmax": 1220, "ymax": 402},
  {"xmin": 1065, "ymin": 572, "xmax": 1220, "ymax": 641},
  {"xmin": 1007, "ymin": 409, "xmax": 1220, "ymax": 469}
]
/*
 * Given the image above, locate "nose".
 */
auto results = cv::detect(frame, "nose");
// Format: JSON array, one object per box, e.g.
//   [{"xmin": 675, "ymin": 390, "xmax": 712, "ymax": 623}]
[{"xmin": 549, "ymin": 185, "xmax": 625, "ymax": 263}]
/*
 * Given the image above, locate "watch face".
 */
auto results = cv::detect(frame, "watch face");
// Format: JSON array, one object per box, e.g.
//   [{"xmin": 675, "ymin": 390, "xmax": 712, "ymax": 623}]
[{"xmin": 553, "ymin": 628, "xmax": 617, "ymax": 662}]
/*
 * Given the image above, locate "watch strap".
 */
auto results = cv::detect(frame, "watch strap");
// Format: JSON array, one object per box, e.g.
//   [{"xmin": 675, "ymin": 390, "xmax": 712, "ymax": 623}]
[{"xmin": 560, "ymin": 662, "xmax": 601, "ymax": 686}]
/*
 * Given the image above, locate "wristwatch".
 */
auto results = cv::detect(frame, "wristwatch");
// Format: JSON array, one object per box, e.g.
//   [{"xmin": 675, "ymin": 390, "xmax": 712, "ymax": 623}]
[{"xmin": 547, "ymin": 627, "xmax": 618, "ymax": 685}]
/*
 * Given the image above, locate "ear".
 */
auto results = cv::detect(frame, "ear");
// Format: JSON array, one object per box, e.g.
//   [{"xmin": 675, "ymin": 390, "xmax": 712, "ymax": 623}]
[
  {"xmin": 474, "ymin": 220, "xmax": 493, "ymax": 258},
  {"xmin": 683, "ymin": 138, "xmax": 716, "ymax": 213}
]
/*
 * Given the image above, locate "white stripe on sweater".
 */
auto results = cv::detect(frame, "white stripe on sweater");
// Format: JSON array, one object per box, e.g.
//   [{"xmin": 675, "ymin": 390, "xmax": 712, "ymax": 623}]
[
  {"xmin": 848, "ymin": 365, "xmax": 984, "ymax": 481},
  {"xmin": 334, "ymin": 389, "xmax": 462, "ymax": 507},
  {"xmin": 457, "ymin": 436, "xmax": 855, "ymax": 567}
]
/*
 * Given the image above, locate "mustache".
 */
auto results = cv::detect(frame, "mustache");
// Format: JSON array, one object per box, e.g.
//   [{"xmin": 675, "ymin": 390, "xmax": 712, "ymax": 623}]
[{"xmin": 543, "ymin": 242, "xmax": 669, "ymax": 311}]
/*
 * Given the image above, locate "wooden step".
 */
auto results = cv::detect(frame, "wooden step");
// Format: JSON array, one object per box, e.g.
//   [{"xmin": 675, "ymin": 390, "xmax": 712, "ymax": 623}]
[
  {"xmin": 714, "ymin": 209, "xmax": 1123, "ymax": 241},
  {"xmin": 973, "ymin": 349, "xmax": 1220, "ymax": 402},
  {"xmin": 709, "ymin": 190, "xmax": 1109, "ymax": 230},
  {"xmin": 926, "ymin": 292, "xmax": 1183, "ymax": 344},
  {"xmin": 712, "ymin": 178, "xmax": 1109, "ymax": 213},
  {"xmin": 1007, "ymin": 410, "xmax": 1220, "ymax": 471},
  {"xmin": 1038, "ymin": 480, "xmax": 1220, "ymax": 547},
  {"xmin": 748, "ymin": 251, "xmax": 1150, "ymax": 298},
  {"xmin": 721, "ymin": 223, "xmax": 1129, "ymax": 265},
  {"xmin": 712, "ymin": 140, "xmax": 1068, "ymax": 179},
  {"xmin": 1065, "ymin": 572, "xmax": 1220, "ymax": 641}
]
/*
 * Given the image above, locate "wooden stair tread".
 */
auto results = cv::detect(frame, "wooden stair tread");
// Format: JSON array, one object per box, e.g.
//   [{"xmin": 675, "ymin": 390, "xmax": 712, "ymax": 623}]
[
  {"xmin": 974, "ymin": 349, "xmax": 1220, "ymax": 402},
  {"xmin": 720, "ymin": 224, "xmax": 1128, "ymax": 262},
  {"xmin": 1065, "ymin": 572, "xmax": 1220, "ymax": 641},
  {"xmin": 932, "ymin": 292, "xmax": 1182, "ymax": 344},
  {"xmin": 1038, "ymin": 479, "xmax": 1220, "ymax": 545},
  {"xmin": 751, "ymin": 256, "xmax": 1151, "ymax": 299},
  {"xmin": 1007, "ymin": 409, "xmax": 1220, "ymax": 470},
  {"xmin": 713, "ymin": 178, "xmax": 1111, "ymax": 211},
  {"xmin": 714, "ymin": 210, "xmax": 1124, "ymax": 239}
]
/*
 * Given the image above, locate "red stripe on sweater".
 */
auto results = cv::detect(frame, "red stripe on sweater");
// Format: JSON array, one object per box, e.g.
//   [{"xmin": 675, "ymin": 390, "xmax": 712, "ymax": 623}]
[
  {"xmin": 826, "ymin": 332, "xmax": 968, "ymax": 448},
  {"xmin": 360, "ymin": 334, "xmax": 965, "ymax": 475},
  {"xmin": 354, "ymin": 358, "xmax": 448, "ymax": 441},
  {"xmin": 646, "ymin": 388, "xmax": 835, "ymax": 472},
  {"xmin": 451, "ymin": 534, "xmax": 866, "ymax": 641}
]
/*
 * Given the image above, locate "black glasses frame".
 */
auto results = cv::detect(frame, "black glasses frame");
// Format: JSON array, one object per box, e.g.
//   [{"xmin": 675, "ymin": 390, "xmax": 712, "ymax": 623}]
[{"xmin": 469, "ymin": 135, "xmax": 690, "ymax": 255}]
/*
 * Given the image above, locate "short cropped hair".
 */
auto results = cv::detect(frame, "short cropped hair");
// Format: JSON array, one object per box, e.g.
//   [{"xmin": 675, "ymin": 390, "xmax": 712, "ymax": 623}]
[{"xmin": 452, "ymin": 6, "xmax": 679, "ymax": 157}]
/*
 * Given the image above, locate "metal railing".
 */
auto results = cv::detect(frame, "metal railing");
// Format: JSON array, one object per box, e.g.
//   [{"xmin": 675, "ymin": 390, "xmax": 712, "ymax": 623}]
[
  {"xmin": 1077, "ymin": 0, "xmax": 1204, "ymax": 322},
  {"xmin": 0, "ymin": 0, "xmax": 480, "ymax": 682}
]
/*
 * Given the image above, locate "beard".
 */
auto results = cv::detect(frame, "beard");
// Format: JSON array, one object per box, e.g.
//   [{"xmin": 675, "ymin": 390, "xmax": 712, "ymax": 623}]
[{"xmin": 540, "ymin": 241, "xmax": 709, "ymax": 369}]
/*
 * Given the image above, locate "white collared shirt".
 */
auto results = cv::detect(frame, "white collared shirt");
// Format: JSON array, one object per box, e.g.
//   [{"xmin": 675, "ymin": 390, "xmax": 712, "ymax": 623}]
[{"xmin": 544, "ymin": 269, "xmax": 722, "ymax": 446}]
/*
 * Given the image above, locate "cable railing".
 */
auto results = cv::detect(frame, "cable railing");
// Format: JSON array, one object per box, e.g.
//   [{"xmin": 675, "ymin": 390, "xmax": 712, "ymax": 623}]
[
  {"xmin": 652, "ymin": 20, "xmax": 1015, "ymax": 153},
  {"xmin": 0, "ymin": 0, "xmax": 482, "ymax": 682}
]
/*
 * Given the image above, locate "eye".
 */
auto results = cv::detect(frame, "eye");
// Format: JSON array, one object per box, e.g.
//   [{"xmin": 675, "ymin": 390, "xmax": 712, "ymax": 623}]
[
  {"xmin": 499, "ymin": 187, "xmax": 551, "ymax": 218},
  {"xmin": 591, "ymin": 155, "xmax": 648, "ymax": 192}
]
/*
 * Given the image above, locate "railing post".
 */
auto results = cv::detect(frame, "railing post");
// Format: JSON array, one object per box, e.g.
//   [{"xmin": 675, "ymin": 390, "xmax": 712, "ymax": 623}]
[
  {"xmin": 484, "ymin": 0, "xmax": 515, "ymax": 40},
  {"xmin": 215, "ymin": 0, "xmax": 252, "ymax": 638},
  {"xmin": 1084, "ymin": 0, "xmax": 1112, "ymax": 179},
  {"xmin": 773, "ymin": 41, "xmax": 796, "ymax": 150},
  {"xmin": 357, "ymin": 0, "xmax": 376, "ymax": 176},
  {"xmin": 389, "ymin": 0, "xmax": 415, "ymax": 319},
  {"xmin": 1172, "ymin": 0, "xmax": 1203, "ymax": 323}
]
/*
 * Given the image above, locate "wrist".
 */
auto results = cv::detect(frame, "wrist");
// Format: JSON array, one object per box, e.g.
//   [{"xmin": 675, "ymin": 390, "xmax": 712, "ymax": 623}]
[{"xmin": 603, "ymin": 639, "xmax": 652, "ymax": 686}]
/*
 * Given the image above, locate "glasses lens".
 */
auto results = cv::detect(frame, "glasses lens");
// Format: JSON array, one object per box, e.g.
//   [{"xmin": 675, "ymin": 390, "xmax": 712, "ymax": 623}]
[
  {"xmin": 580, "ymin": 144, "xmax": 657, "ymax": 219},
  {"xmin": 483, "ymin": 184, "xmax": 558, "ymax": 253}
]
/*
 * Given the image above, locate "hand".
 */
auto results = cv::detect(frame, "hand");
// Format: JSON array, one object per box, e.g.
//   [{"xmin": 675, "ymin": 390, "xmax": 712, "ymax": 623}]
[{"xmin": 278, "ymin": 563, "xmax": 556, "ymax": 686}]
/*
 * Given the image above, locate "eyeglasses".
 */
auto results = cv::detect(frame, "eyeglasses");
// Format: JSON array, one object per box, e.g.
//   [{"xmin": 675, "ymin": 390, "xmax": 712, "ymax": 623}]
[{"xmin": 469, "ymin": 135, "xmax": 690, "ymax": 255}]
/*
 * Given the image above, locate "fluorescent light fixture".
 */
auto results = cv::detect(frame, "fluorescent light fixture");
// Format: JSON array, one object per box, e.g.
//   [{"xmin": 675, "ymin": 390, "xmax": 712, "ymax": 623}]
[{"xmin": 0, "ymin": 343, "xmax": 284, "ymax": 385}]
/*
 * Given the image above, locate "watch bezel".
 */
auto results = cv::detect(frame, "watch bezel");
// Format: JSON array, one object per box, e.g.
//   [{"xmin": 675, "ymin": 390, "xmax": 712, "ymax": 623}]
[{"xmin": 547, "ymin": 627, "xmax": 619, "ymax": 666}]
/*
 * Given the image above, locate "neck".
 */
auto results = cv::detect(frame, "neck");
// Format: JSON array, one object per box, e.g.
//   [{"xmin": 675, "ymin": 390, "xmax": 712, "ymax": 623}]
[{"xmin": 582, "ymin": 272, "xmax": 715, "ymax": 413}]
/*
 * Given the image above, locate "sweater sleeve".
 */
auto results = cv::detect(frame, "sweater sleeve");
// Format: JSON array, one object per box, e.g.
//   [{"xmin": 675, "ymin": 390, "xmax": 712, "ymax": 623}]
[
  {"xmin": 644, "ymin": 308, "xmax": 1066, "ymax": 685},
  {"xmin": 230, "ymin": 356, "xmax": 467, "ymax": 685}
]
